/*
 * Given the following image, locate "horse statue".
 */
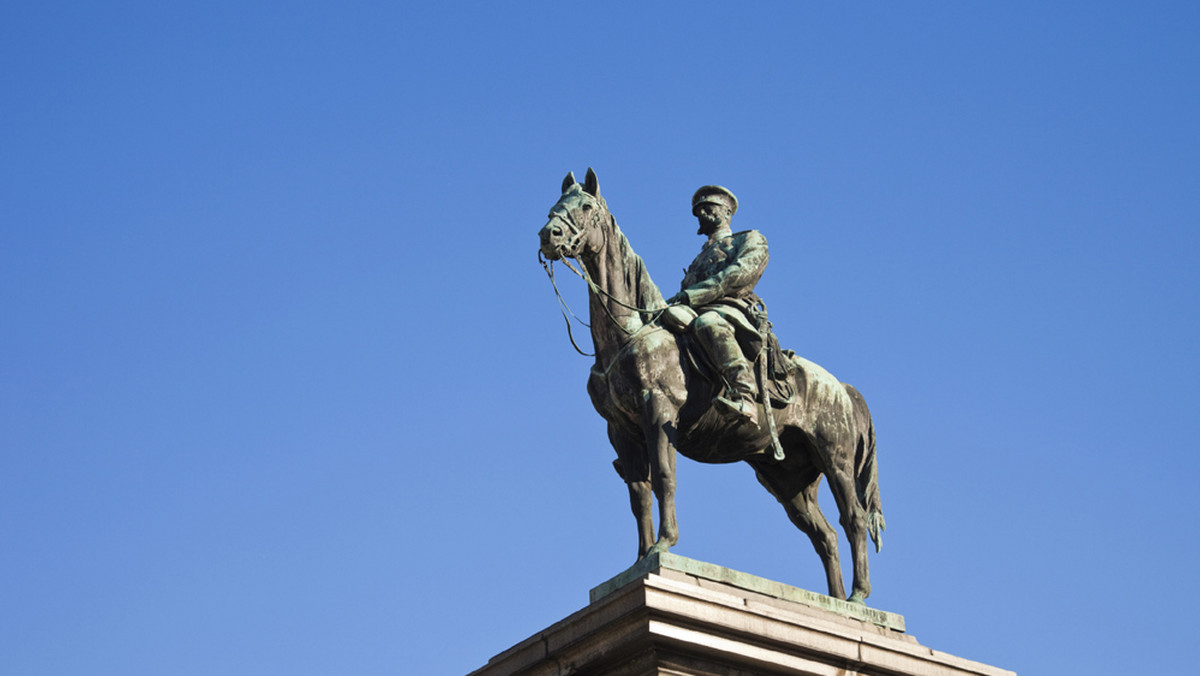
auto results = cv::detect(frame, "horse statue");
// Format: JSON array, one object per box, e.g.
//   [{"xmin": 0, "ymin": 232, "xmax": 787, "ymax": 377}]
[{"xmin": 537, "ymin": 168, "xmax": 885, "ymax": 603}]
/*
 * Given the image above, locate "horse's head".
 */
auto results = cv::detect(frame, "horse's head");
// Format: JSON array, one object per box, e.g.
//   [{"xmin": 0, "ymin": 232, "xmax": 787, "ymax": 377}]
[{"xmin": 539, "ymin": 167, "xmax": 609, "ymax": 261}]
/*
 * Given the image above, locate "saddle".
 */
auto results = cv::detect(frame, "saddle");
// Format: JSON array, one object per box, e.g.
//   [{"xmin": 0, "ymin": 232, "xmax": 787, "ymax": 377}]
[
  {"xmin": 665, "ymin": 297, "xmax": 796, "ymax": 409},
  {"xmin": 682, "ymin": 329, "xmax": 796, "ymax": 409}
]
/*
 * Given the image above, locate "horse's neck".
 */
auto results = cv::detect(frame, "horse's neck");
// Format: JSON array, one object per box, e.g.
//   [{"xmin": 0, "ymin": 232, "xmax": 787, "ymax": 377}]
[{"xmin": 582, "ymin": 218, "xmax": 665, "ymax": 361}]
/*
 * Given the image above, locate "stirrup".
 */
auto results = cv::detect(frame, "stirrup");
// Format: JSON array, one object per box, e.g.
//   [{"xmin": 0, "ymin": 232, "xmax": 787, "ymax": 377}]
[{"xmin": 713, "ymin": 395, "xmax": 758, "ymax": 425}]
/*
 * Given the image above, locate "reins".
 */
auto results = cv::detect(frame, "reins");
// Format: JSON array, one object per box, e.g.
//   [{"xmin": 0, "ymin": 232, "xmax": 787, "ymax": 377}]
[
  {"xmin": 539, "ymin": 250, "xmax": 595, "ymax": 357},
  {"xmin": 540, "ymin": 207, "xmax": 669, "ymax": 357}
]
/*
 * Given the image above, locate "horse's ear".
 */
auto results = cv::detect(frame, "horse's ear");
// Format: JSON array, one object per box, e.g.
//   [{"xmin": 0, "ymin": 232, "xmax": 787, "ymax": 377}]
[
  {"xmin": 583, "ymin": 167, "xmax": 600, "ymax": 197},
  {"xmin": 561, "ymin": 171, "xmax": 577, "ymax": 193}
]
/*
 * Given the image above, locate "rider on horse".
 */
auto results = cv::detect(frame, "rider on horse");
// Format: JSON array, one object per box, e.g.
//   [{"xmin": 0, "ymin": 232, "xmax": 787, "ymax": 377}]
[{"xmin": 664, "ymin": 185, "xmax": 770, "ymax": 428}]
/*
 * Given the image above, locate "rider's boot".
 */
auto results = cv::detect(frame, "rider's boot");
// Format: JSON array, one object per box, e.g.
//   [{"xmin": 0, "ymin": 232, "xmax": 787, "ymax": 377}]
[{"xmin": 712, "ymin": 361, "xmax": 759, "ymax": 427}]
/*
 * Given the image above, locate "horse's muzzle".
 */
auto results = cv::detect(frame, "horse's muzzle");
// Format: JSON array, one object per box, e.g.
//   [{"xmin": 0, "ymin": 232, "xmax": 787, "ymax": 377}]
[{"xmin": 538, "ymin": 220, "xmax": 567, "ymax": 260}]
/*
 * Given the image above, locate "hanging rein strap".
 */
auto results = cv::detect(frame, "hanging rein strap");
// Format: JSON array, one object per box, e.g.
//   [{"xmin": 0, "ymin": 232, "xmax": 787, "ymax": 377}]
[
  {"xmin": 539, "ymin": 251, "xmax": 594, "ymax": 357},
  {"xmin": 559, "ymin": 255, "xmax": 669, "ymax": 335}
]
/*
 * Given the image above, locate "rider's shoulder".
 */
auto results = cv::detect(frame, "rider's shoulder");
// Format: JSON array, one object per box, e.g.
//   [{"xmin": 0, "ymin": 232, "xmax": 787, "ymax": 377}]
[{"xmin": 731, "ymin": 229, "xmax": 768, "ymax": 247}]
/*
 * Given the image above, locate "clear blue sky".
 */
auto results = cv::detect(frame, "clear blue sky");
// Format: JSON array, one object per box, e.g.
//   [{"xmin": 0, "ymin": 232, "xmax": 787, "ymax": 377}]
[{"xmin": 2, "ymin": 2, "xmax": 1197, "ymax": 674}]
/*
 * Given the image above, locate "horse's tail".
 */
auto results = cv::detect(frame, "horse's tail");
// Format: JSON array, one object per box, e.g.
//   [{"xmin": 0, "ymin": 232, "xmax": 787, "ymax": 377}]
[{"xmin": 845, "ymin": 383, "xmax": 885, "ymax": 553}]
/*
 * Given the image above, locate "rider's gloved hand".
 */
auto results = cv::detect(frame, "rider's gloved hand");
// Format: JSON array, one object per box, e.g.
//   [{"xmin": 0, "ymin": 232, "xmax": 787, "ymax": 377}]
[{"xmin": 660, "ymin": 304, "xmax": 698, "ymax": 333}]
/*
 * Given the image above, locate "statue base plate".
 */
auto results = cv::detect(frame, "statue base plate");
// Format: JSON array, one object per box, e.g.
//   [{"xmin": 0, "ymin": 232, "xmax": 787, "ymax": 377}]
[
  {"xmin": 590, "ymin": 552, "xmax": 906, "ymax": 632},
  {"xmin": 470, "ymin": 553, "xmax": 1014, "ymax": 675}
]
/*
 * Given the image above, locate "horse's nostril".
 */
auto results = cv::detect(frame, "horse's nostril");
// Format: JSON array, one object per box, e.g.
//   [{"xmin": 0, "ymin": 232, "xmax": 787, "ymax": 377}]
[{"xmin": 551, "ymin": 226, "xmax": 563, "ymax": 237}]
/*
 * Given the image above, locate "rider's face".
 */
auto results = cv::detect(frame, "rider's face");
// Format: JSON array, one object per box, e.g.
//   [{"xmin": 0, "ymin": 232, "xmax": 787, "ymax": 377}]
[{"xmin": 695, "ymin": 202, "xmax": 728, "ymax": 236}]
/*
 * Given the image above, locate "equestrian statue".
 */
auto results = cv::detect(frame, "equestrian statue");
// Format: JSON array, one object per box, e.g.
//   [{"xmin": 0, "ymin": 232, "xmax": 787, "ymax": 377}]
[{"xmin": 537, "ymin": 168, "xmax": 885, "ymax": 603}]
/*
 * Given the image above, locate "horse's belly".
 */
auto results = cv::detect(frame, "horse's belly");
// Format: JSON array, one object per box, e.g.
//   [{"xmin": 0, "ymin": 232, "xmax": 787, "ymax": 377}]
[{"xmin": 677, "ymin": 413, "xmax": 771, "ymax": 464}]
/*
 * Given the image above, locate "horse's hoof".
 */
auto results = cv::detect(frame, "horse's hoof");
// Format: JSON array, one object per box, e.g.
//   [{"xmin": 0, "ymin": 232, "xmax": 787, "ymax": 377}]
[
  {"xmin": 846, "ymin": 592, "xmax": 867, "ymax": 605},
  {"xmin": 646, "ymin": 541, "xmax": 673, "ymax": 557}
]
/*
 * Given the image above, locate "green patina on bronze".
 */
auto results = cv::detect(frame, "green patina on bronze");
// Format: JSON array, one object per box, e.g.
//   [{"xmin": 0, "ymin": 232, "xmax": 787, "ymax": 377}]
[
  {"xmin": 589, "ymin": 552, "xmax": 905, "ymax": 631},
  {"xmin": 538, "ymin": 168, "xmax": 886, "ymax": 604}
]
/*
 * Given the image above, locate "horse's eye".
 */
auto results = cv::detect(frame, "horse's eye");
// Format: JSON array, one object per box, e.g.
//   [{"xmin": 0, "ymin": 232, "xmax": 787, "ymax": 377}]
[{"xmin": 582, "ymin": 204, "xmax": 593, "ymax": 211}]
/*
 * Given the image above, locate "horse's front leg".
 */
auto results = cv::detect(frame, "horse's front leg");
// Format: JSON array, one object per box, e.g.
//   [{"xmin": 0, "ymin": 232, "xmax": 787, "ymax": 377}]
[
  {"xmin": 641, "ymin": 389, "xmax": 679, "ymax": 556},
  {"xmin": 628, "ymin": 481, "xmax": 655, "ymax": 558},
  {"xmin": 608, "ymin": 424, "xmax": 655, "ymax": 559}
]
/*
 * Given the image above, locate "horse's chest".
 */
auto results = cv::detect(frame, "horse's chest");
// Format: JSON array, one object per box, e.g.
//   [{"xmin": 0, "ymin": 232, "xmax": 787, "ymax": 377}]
[{"xmin": 587, "ymin": 368, "xmax": 646, "ymax": 429}]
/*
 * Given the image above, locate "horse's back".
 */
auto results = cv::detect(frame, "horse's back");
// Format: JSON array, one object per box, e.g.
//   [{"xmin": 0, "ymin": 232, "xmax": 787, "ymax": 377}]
[{"xmin": 791, "ymin": 356, "xmax": 850, "ymax": 408}]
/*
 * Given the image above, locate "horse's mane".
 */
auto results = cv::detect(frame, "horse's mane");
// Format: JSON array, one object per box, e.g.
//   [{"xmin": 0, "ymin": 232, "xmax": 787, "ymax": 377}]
[{"xmin": 598, "ymin": 202, "xmax": 666, "ymax": 323}]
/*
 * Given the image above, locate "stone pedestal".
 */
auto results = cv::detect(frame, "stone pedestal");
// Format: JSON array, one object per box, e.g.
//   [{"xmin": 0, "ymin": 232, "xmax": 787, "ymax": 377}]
[{"xmin": 469, "ymin": 553, "xmax": 1013, "ymax": 676}]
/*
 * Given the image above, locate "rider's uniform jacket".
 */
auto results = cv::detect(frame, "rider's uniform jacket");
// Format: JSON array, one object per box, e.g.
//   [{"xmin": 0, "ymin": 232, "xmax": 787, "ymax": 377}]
[{"xmin": 678, "ymin": 229, "xmax": 769, "ymax": 339}]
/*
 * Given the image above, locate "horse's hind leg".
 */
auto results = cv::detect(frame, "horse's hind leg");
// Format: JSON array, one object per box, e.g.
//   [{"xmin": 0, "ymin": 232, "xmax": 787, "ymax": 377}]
[
  {"xmin": 824, "ymin": 460, "xmax": 872, "ymax": 603},
  {"xmin": 753, "ymin": 461, "xmax": 845, "ymax": 599},
  {"xmin": 795, "ymin": 478, "xmax": 846, "ymax": 599}
]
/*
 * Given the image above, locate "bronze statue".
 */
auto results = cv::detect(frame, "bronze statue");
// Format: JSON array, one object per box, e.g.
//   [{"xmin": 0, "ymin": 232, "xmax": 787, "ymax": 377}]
[
  {"xmin": 664, "ymin": 185, "xmax": 769, "ymax": 427},
  {"xmin": 538, "ymin": 168, "xmax": 885, "ymax": 603}
]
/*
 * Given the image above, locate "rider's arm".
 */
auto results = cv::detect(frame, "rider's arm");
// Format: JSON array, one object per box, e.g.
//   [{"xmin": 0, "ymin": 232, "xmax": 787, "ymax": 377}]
[{"xmin": 678, "ymin": 231, "xmax": 769, "ymax": 307}]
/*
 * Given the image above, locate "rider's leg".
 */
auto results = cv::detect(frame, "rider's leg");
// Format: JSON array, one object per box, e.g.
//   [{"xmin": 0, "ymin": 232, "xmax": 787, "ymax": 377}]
[{"xmin": 692, "ymin": 312, "xmax": 758, "ymax": 425}]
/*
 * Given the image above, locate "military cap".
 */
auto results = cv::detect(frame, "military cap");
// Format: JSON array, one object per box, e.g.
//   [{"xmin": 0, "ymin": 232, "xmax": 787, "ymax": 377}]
[{"xmin": 691, "ymin": 185, "xmax": 739, "ymax": 216}]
